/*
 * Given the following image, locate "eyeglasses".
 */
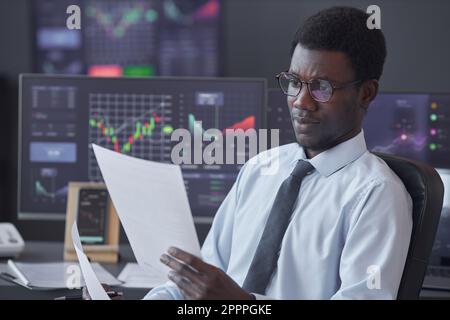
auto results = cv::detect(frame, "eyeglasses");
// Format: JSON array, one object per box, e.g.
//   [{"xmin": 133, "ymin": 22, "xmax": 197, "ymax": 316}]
[{"xmin": 276, "ymin": 71, "xmax": 361, "ymax": 103}]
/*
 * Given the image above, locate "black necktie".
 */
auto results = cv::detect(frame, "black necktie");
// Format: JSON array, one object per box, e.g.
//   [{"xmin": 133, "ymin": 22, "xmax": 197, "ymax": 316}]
[{"xmin": 242, "ymin": 160, "xmax": 315, "ymax": 294}]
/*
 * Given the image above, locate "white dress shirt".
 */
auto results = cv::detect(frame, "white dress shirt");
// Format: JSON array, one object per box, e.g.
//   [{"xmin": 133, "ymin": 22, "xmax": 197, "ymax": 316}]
[{"xmin": 144, "ymin": 130, "xmax": 413, "ymax": 299}]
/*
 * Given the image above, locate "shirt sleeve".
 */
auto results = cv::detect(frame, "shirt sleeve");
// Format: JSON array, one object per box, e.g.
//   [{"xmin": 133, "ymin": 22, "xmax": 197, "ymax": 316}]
[
  {"xmin": 143, "ymin": 164, "xmax": 246, "ymax": 300},
  {"xmin": 331, "ymin": 178, "xmax": 413, "ymax": 300}
]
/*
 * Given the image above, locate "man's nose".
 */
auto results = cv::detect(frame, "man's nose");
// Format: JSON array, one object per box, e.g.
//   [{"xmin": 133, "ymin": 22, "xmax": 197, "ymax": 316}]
[{"xmin": 292, "ymin": 84, "xmax": 318, "ymax": 112}]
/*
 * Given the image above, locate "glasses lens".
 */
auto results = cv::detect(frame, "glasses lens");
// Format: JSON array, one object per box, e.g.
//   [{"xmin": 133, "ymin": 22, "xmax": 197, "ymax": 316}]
[
  {"xmin": 310, "ymin": 79, "xmax": 332, "ymax": 102},
  {"xmin": 279, "ymin": 73, "xmax": 301, "ymax": 96}
]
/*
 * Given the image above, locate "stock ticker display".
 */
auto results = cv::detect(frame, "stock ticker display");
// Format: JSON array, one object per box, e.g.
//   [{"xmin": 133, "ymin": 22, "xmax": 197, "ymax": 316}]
[
  {"xmin": 364, "ymin": 93, "xmax": 450, "ymax": 169},
  {"xmin": 19, "ymin": 75, "xmax": 265, "ymax": 219},
  {"xmin": 32, "ymin": 0, "xmax": 221, "ymax": 77}
]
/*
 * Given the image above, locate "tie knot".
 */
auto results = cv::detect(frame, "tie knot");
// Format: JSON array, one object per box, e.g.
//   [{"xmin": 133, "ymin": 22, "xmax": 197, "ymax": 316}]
[{"xmin": 291, "ymin": 160, "xmax": 314, "ymax": 180}]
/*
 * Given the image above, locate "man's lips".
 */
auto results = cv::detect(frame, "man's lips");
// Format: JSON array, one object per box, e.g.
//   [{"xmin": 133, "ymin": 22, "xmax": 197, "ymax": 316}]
[{"xmin": 293, "ymin": 116, "xmax": 320, "ymax": 124}]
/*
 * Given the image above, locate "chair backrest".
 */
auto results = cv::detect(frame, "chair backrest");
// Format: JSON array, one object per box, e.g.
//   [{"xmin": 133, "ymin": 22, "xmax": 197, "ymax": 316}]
[{"xmin": 373, "ymin": 152, "xmax": 444, "ymax": 299}]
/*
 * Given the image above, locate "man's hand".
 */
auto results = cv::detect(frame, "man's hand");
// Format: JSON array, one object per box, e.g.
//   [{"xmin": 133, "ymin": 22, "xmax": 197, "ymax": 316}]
[{"xmin": 160, "ymin": 247, "xmax": 254, "ymax": 300}]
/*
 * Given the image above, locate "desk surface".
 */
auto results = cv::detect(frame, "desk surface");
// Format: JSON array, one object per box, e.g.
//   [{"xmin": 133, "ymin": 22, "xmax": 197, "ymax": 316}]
[
  {"xmin": 0, "ymin": 241, "xmax": 149, "ymax": 300},
  {"xmin": 1, "ymin": 242, "xmax": 449, "ymax": 300}
]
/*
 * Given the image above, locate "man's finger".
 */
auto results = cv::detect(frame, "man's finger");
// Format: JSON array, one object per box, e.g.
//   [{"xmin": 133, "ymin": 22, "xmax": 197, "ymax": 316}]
[
  {"xmin": 160, "ymin": 254, "xmax": 205, "ymax": 287},
  {"xmin": 167, "ymin": 247, "xmax": 211, "ymax": 273},
  {"xmin": 168, "ymin": 271, "xmax": 201, "ymax": 299}
]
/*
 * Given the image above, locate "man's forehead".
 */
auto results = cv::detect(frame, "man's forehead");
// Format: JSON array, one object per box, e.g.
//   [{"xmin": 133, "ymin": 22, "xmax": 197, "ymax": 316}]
[{"xmin": 289, "ymin": 44, "xmax": 354, "ymax": 80}]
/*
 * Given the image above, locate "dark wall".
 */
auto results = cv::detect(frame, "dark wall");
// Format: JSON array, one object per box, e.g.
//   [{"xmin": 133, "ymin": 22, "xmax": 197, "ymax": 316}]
[
  {"xmin": 1, "ymin": 0, "xmax": 449, "ymax": 241},
  {"xmin": 223, "ymin": 0, "xmax": 450, "ymax": 91},
  {"xmin": 0, "ymin": 0, "xmax": 32, "ymax": 225}
]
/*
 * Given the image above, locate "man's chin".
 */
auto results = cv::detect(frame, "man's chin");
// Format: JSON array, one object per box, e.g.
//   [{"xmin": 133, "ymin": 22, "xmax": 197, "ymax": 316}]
[{"xmin": 295, "ymin": 133, "xmax": 319, "ymax": 148}]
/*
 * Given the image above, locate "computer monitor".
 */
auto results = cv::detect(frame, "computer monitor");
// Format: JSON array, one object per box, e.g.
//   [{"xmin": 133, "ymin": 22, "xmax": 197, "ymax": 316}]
[
  {"xmin": 266, "ymin": 88, "xmax": 296, "ymax": 147},
  {"xmin": 364, "ymin": 92, "xmax": 450, "ymax": 265},
  {"xmin": 268, "ymin": 90, "xmax": 450, "ymax": 167},
  {"xmin": 18, "ymin": 74, "xmax": 266, "ymax": 220},
  {"xmin": 363, "ymin": 92, "xmax": 450, "ymax": 169},
  {"xmin": 31, "ymin": 0, "xmax": 222, "ymax": 76}
]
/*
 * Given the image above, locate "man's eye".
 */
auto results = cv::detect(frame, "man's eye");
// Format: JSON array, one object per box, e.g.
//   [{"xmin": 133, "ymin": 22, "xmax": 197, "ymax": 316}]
[{"xmin": 290, "ymin": 80, "xmax": 301, "ymax": 87}]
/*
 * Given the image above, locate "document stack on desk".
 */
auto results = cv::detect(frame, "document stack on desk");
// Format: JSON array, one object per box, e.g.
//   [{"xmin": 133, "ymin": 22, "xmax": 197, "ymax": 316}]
[{"xmin": 3, "ymin": 260, "xmax": 121, "ymax": 290}]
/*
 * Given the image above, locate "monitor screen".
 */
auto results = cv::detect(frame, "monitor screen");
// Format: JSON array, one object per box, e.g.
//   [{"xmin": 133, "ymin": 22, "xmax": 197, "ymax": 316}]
[
  {"xmin": 18, "ymin": 74, "xmax": 265, "ymax": 220},
  {"xmin": 31, "ymin": 0, "xmax": 222, "ymax": 77},
  {"xmin": 364, "ymin": 92, "xmax": 450, "ymax": 265},
  {"xmin": 266, "ymin": 88, "xmax": 296, "ymax": 147},
  {"xmin": 364, "ymin": 92, "xmax": 450, "ymax": 169}
]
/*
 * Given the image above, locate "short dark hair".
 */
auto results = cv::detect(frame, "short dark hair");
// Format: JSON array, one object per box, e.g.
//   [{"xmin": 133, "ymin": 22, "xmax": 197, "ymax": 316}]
[{"xmin": 291, "ymin": 6, "xmax": 386, "ymax": 81}]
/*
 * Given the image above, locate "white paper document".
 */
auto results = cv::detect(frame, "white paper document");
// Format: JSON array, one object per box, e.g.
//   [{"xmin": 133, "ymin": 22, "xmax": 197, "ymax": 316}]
[
  {"xmin": 118, "ymin": 263, "xmax": 166, "ymax": 288},
  {"xmin": 72, "ymin": 222, "xmax": 111, "ymax": 300},
  {"xmin": 92, "ymin": 144, "xmax": 201, "ymax": 279}
]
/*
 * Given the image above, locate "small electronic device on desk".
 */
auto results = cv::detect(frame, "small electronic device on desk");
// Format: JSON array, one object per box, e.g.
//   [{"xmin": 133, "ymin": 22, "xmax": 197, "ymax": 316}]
[
  {"xmin": 77, "ymin": 188, "xmax": 109, "ymax": 245},
  {"xmin": 64, "ymin": 182, "xmax": 120, "ymax": 263}
]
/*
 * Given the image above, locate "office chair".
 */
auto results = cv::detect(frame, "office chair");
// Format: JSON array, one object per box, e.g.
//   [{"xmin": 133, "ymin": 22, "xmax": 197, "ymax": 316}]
[{"xmin": 373, "ymin": 152, "xmax": 444, "ymax": 299}]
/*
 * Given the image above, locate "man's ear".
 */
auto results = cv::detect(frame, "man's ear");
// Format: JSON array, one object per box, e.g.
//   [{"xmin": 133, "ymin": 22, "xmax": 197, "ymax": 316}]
[{"xmin": 359, "ymin": 79, "xmax": 379, "ymax": 112}]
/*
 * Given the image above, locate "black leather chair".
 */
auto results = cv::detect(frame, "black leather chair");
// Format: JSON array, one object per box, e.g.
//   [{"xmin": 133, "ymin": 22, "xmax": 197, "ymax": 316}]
[{"xmin": 373, "ymin": 152, "xmax": 444, "ymax": 299}]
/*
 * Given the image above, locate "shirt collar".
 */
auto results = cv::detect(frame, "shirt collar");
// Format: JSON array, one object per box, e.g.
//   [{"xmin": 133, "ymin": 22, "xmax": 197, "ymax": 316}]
[{"xmin": 290, "ymin": 130, "xmax": 368, "ymax": 177}]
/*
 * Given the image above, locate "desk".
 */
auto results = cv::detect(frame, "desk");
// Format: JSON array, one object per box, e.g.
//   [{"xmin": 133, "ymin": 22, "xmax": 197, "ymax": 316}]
[
  {"xmin": 0, "ymin": 242, "xmax": 149, "ymax": 300},
  {"xmin": 1, "ymin": 242, "xmax": 449, "ymax": 300}
]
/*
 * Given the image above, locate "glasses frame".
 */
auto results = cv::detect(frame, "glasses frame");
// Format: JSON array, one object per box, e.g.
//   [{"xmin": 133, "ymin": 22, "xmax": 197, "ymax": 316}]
[{"xmin": 276, "ymin": 71, "xmax": 362, "ymax": 103}]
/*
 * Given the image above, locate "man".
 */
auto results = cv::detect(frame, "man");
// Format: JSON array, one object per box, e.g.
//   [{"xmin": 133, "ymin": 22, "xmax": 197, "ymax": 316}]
[{"xmin": 145, "ymin": 6, "xmax": 412, "ymax": 300}]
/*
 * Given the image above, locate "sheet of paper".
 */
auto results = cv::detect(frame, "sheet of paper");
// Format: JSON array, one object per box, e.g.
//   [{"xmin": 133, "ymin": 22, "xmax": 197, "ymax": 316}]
[
  {"xmin": 118, "ymin": 263, "xmax": 166, "ymax": 288},
  {"xmin": 92, "ymin": 144, "xmax": 201, "ymax": 279},
  {"xmin": 72, "ymin": 222, "xmax": 110, "ymax": 300}
]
